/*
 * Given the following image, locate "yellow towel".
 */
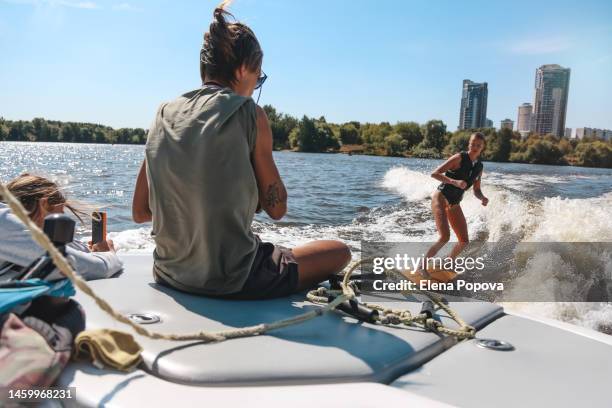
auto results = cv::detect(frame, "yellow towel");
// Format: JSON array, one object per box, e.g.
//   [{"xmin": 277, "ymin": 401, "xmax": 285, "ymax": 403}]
[{"xmin": 74, "ymin": 329, "xmax": 143, "ymax": 372}]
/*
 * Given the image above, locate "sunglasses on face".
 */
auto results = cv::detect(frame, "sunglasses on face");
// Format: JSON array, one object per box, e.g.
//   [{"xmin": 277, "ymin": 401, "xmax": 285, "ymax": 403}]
[
  {"xmin": 255, "ymin": 71, "xmax": 267, "ymax": 90},
  {"xmin": 254, "ymin": 71, "xmax": 267, "ymax": 104}
]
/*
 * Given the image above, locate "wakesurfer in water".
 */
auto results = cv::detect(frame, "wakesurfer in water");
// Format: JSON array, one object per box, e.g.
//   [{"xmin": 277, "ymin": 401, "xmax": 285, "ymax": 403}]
[{"xmin": 422, "ymin": 132, "xmax": 489, "ymax": 277}]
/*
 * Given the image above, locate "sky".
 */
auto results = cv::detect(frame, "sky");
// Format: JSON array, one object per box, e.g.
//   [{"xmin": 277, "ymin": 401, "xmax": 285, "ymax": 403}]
[{"xmin": 0, "ymin": 0, "xmax": 611, "ymax": 130}]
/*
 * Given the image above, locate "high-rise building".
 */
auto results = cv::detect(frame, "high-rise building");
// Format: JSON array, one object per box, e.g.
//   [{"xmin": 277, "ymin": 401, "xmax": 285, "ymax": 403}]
[
  {"xmin": 459, "ymin": 80, "xmax": 488, "ymax": 130},
  {"xmin": 564, "ymin": 128, "xmax": 572, "ymax": 138},
  {"xmin": 517, "ymin": 103, "xmax": 533, "ymax": 135},
  {"xmin": 501, "ymin": 119, "xmax": 514, "ymax": 130},
  {"xmin": 532, "ymin": 64, "xmax": 571, "ymax": 137},
  {"xmin": 485, "ymin": 118, "xmax": 494, "ymax": 128}
]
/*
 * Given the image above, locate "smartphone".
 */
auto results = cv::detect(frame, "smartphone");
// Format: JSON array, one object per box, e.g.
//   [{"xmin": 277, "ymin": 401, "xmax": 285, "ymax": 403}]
[{"xmin": 92, "ymin": 211, "xmax": 107, "ymax": 245}]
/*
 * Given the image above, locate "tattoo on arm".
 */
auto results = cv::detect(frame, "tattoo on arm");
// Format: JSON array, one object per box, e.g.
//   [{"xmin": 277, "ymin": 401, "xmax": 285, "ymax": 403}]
[{"xmin": 265, "ymin": 182, "xmax": 286, "ymax": 208}]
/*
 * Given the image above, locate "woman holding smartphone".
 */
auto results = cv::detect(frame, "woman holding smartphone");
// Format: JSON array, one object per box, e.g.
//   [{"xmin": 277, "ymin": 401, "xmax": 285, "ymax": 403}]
[{"xmin": 0, "ymin": 174, "xmax": 122, "ymax": 280}]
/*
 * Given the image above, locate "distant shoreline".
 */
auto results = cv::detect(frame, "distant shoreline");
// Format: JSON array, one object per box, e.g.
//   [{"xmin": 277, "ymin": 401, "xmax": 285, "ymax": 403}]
[
  {"xmin": 2, "ymin": 139, "xmax": 611, "ymax": 170},
  {"xmin": 1, "ymin": 114, "xmax": 611, "ymax": 169}
]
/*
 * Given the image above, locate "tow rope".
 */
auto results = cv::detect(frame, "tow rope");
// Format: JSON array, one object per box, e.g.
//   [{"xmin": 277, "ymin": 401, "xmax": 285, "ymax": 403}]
[
  {"xmin": 307, "ymin": 261, "xmax": 475, "ymax": 339},
  {"xmin": 0, "ymin": 182, "xmax": 475, "ymax": 343}
]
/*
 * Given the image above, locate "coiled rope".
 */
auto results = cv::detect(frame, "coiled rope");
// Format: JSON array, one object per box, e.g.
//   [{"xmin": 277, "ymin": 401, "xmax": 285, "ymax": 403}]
[
  {"xmin": 0, "ymin": 181, "xmax": 475, "ymax": 342},
  {"xmin": 306, "ymin": 261, "xmax": 475, "ymax": 339}
]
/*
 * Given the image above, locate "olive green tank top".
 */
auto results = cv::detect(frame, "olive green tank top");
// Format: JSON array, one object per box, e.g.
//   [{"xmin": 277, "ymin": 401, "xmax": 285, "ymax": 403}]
[{"xmin": 145, "ymin": 85, "xmax": 259, "ymax": 295}]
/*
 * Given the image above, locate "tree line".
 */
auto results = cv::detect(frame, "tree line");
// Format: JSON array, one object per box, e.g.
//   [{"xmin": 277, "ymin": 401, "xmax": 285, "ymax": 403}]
[
  {"xmin": 262, "ymin": 106, "xmax": 612, "ymax": 168},
  {"xmin": 0, "ymin": 118, "xmax": 146, "ymax": 145},
  {"xmin": 2, "ymin": 109, "xmax": 611, "ymax": 168}
]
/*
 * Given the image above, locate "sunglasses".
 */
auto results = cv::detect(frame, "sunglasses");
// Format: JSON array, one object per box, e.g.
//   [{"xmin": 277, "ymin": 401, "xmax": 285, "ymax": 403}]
[
  {"xmin": 255, "ymin": 71, "xmax": 267, "ymax": 89},
  {"xmin": 255, "ymin": 71, "xmax": 267, "ymax": 104}
]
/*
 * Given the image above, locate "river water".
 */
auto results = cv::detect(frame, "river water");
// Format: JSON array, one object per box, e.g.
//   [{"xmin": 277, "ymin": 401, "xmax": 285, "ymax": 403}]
[{"xmin": 1, "ymin": 141, "xmax": 611, "ymax": 333}]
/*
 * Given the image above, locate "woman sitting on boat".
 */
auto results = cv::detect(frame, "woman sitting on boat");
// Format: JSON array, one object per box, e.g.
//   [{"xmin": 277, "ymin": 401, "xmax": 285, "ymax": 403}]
[
  {"xmin": 424, "ymin": 132, "xmax": 489, "ymax": 263},
  {"xmin": 132, "ymin": 3, "xmax": 351, "ymax": 299},
  {"xmin": 0, "ymin": 174, "xmax": 123, "ymax": 280}
]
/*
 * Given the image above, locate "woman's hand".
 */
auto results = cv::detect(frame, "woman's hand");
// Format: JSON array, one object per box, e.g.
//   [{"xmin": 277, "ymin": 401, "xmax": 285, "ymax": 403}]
[
  {"xmin": 453, "ymin": 180, "xmax": 467, "ymax": 189},
  {"xmin": 480, "ymin": 197, "xmax": 489, "ymax": 206},
  {"xmin": 88, "ymin": 239, "xmax": 116, "ymax": 253},
  {"xmin": 430, "ymin": 154, "xmax": 463, "ymax": 186}
]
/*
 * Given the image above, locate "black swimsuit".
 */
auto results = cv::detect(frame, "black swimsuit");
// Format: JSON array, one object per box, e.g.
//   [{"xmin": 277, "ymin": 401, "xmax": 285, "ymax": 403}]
[{"xmin": 437, "ymin": 151, "xmax": 483, "ymax": 205}]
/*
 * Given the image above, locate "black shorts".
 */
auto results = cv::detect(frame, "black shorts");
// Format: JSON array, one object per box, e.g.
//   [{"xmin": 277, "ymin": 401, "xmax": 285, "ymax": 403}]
[
  {"xmin": 222, "ymin": 241, "xmax": 299, "ymax": 300},
  {"xmin": 153, "ymin": 240, "xmax": 299, "ymax": 300}
]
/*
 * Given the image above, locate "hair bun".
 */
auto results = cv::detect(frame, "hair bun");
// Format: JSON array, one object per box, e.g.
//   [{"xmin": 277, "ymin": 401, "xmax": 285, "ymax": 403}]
[
  {"xmin": 200, "ymin": 1, "xmax": 262, "ymax": 86},
  {"xmin": 213, "ymin": 0, "xmax": 233, "ymax": 23}
]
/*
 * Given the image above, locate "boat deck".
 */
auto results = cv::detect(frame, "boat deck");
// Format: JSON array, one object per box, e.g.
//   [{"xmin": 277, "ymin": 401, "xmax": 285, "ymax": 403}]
[{"xmin": 54, "ymin": 254, "xmax": 612, "ymax": 407}]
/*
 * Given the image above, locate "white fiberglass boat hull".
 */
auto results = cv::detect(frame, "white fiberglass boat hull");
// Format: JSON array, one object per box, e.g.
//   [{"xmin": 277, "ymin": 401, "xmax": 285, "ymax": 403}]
[{"xmin": 53, "ymin": 254, "xmax": 612, "ymax": 407}]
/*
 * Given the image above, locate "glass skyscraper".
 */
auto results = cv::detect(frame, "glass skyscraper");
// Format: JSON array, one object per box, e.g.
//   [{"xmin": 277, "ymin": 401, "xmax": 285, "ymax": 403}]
[
  {"xmin": 533, "ymin": 64, "xmax": 571, "ymax": 137},
  {"xmin": 459, "ymin": 80, "xmax": 488, "ymax": 130}
]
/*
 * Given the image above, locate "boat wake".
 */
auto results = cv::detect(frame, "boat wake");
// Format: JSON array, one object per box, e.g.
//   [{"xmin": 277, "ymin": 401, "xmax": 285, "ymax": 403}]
[
  {"xmin": 104, "ymin": 166, "xmax": 612, "ymax": 335},
  {"xmin": 380, "ymin": 167, "xmax": 612, "ymax": 335}
]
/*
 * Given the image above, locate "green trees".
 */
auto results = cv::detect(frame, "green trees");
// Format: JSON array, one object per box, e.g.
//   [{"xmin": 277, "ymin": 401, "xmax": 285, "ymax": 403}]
[
  {"xmin": 8, "ymin": 122, "xmax": 25, "ymax": 141},
  {"xmin": 444, "ymin": 131, "xmax": 471, "ymax": 155},
  {"xmin": 557, "ymin": 138, "xmax": 574, "ymax": 156},
  {"xmin": 339, "ymin": 123, "xmax": 361, "ymax": 145},
  {"xmin": 0, "ymin": 118, "xmax": 6, "ymax": 141},
  {"xmin": 289, "ymin": 116, "xmax": 315, "ymax": 151},
  {"xmin": 263, "ymin": 105, "xmax": 297, "ymax": 149},
  {"xmin": 289, "ymin": 116, "xmax": 339, "ymax": 152},
  {"xmin": 394, "ymin": 121, "xmax": 423, "ymax": 149},
  {"xmin": 1, "ymin": 110, "xmax": 610, "ymax": 168},
  {"xmin": 60, "ymin": 123, "xmax": 79, "ymax": 143},
  {"xmin": 383, "ymin": 134, "xmax": 404, "ymax": 156},
  {"xmin": 510, "ymin": 139, "xmax": 566, "ymax": 165},
  {"xmin": 485, "ymin": 127, "xmax": 513, "ymax": 162},
  {"xmin": 32, "ymin": 118, "xmax": 50, "ymax": 142},
  {"xmin": 574, "ymin": 141, "xmax": 612, "ymax": 167},
  {"xmin": 477, "ymin": 133, "xmax": 612, "ymax": 167},
  {"xmin": 360, "ymin": 122, "xmax": 392, "ymax": 147},
  {"xmin": 0, "ymin": 118, "xmax": 146, "ymax": 145},
  {"xmin": 411, "ymin": 120, "xmax": 447, "ymax": 158},
  {"xmin": 93, "ymin": 128, "xmax": 106, "ymax": 143},
  {"xmin": 420, "ymin": 120, "xmax": 447, "ymax": 151}
]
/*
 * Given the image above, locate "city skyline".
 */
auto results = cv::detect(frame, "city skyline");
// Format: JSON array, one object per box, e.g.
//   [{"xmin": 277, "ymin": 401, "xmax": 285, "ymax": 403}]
[
  {"xmin": 0, "ymin": 0, "xmax": 610, "ymax": 130},
  {"xmin": 461, "ymin": 63, "xmax": 575, "ymax": 137},
  {"xmin": 491, "ymin": 64, "xmax": 573, "ymax": 137}
]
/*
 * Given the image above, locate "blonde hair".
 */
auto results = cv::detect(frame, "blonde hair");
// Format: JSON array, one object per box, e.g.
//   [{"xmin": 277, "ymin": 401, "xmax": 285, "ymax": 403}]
[{"xmin": 1, "ymin": 173, "xmax": 88, "ymax": 224}]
